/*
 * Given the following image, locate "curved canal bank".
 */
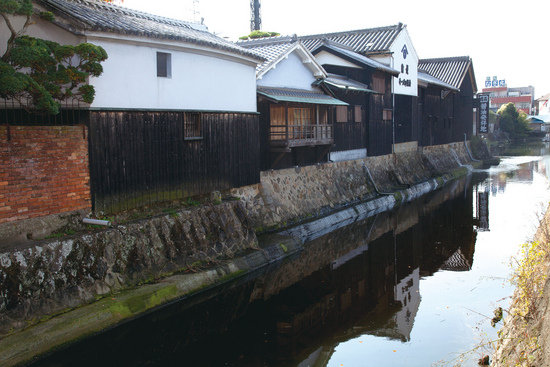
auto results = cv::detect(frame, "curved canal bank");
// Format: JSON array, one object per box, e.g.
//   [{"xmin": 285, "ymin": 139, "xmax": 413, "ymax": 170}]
[
  {"xmin": 492, "ymin": 204, "xmax": 550, "ymax": 366},
  {"xmin": 0, "ymin": 142, "xmax": 487, "ymax": 366}
]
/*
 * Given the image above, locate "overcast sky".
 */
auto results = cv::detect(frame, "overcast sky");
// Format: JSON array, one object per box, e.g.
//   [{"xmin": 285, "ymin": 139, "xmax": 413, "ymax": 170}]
[{"xmin": 122, "ymin": 0, "xmax": 550, "ymax": 100}]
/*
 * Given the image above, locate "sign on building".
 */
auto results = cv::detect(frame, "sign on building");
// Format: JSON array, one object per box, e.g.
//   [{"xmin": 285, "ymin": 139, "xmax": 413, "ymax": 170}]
[
  {"xmin": 479, "ymin": 94, "xmax": 489, "ymax": 133},
  {"xmin": 485, "ymin": 76, "xmax": 506, "ymax": 88}
]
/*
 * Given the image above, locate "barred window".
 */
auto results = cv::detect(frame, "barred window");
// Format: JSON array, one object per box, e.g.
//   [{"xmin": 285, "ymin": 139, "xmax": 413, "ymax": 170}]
[{"xmin": 184, "ymin": 113, "xmax": 201, "ymax": 140}]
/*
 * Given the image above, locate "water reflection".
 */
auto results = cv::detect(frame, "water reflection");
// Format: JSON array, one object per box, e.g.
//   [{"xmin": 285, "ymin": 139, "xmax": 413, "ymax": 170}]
[
  {"xmin": 31, "ymin": 143, "xmax": 550, "ymax": 367},
  {"xmin": 32, "ymin": 171, "xmax": 483, "ymax": 367}
]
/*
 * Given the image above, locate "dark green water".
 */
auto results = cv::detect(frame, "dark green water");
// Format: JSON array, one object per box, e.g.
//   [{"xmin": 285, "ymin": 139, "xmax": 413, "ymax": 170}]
[{"xmin": 29, "ymin": 142, "xmax": 550, "ymax": 367}]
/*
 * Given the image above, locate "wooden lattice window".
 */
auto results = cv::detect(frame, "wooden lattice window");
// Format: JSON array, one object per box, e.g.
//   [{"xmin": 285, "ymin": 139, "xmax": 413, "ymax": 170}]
[
  {"xmin": 291, "ymin": 108, "xmax": 313, "ymax": 126},
  {"xmin": 184, "ymin": 113, "xmax": 202, "ymax": 140},
  {"xmin": 270, "ymin": 106, "xmax": 286, "ymax": 140},
  {"xmin": 290, "ymin": 107, "xmax": 314, "ymax": 140}
]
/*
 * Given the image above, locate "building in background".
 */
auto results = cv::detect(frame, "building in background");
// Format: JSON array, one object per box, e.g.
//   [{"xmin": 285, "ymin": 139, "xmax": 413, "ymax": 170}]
[
  {"xmin": 535, "ymin": 93, "xmax": 550, "ymax": 116},
  {"xmin": 481, "ymin": 77, "xmax": 534, "ymax": 114}
]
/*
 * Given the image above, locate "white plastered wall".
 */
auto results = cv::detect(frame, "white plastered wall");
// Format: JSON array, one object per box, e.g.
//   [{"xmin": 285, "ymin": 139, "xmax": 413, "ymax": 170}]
[
  {"xmin": 86, "ymin": 36, "xmax": 258, "ymax": 112},
  {"xmin": 257, "ymin": 50, "xmax": 319, "ymax": 91},
  {"xmin": 1, "ymin": 14, "xmax": 259, "ymax": 112}
]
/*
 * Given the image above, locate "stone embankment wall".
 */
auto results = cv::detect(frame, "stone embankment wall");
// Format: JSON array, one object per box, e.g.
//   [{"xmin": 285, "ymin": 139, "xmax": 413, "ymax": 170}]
[
  {"xmin": 233, "ymin": 142, "xmax": 473, "ymax": 230},
  {"xmin": 0, "ymin": 141, "xmax": 476, "ymax": 339},
  {"xmin": 0, "ymin": 201, "xmax": 256, "ymax": 336}
]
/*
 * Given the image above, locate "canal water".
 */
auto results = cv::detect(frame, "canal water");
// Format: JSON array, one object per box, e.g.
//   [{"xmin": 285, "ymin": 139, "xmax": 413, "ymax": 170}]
[{"xmin": 30, "ymin": 142, "xmax": 550, "ymax": 367}]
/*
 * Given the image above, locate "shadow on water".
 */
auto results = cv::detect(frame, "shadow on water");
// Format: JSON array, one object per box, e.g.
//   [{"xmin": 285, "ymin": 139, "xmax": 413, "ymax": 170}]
[{"xmin": 28, "ymin": 170, "xmax": 491, "ymax": 367}]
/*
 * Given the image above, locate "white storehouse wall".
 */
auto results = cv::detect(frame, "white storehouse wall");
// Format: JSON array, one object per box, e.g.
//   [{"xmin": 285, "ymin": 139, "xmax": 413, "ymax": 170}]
[{"xmin": 1, "ymin": 14, "xmax": 260, "ymax": 113}]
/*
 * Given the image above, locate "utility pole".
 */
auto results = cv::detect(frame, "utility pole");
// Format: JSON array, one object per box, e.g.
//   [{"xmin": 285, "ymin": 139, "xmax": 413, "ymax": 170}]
[{"xmin": 250, "ymin": 0, "xmax": 261, "ymax": 32}]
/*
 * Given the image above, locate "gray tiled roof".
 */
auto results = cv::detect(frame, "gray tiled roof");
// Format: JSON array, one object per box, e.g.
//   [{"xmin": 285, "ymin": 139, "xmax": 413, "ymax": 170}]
[
  {"xmin": 300, "ymin": 24, "xmax": 405, "ymax": 55},
  {"xmin": 39, "ymin": 0, "xmax": 264, "ymax": 60},
  {"xmin": 311, "ymin": 40, "xmax": 399, "ymax": 76},
  {"xmin": 237, "ymin": 35, "xmax": 298, "ymax": 73},
  {"xmin": 418, "ymin": 56, "xmax": 474, "ymax": 90},
  {"xmin": 418, "ymin": 70, "xmax": 459, "ymax": 91}
]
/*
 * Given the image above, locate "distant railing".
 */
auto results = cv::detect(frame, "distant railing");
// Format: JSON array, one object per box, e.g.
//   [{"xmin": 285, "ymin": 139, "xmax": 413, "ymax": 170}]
[
  {"xmin": 269, "ymin": 124, "xmax": 333, "ymax": 146},
  {"xmin": 1, "ymin": 97, "xmax": 89, "ymax": 126}
]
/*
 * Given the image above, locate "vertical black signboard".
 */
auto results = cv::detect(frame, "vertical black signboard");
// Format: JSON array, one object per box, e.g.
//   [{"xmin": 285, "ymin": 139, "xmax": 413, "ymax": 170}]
[{"xmin": 479, "ymin": 94, "xmax": 489, "ymax": 133}]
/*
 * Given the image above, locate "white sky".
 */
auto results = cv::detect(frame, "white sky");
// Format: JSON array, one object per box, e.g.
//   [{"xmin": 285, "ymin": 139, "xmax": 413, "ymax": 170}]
[{"xmin": 122, "ymin": 0, "xmax": 550, "ymax": 99}]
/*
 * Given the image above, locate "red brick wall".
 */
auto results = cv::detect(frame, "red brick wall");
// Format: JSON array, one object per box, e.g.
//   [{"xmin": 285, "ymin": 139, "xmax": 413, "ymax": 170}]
[{"xmin": 0, "ymin": 125, "xmax": 91, "ymax": 224}]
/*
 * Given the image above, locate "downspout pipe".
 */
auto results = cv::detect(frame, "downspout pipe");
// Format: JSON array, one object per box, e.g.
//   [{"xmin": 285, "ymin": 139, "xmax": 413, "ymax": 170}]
[
  {"xmin": 83, "ymin": 218, "xmax": 111, "ymax": 226},
  {"xmin": 363, "ymin": 164, "xmax": 394, "ymax": 196},
  {"xmin": 464, "ymin": 133, "xmax": 480, "ymax": 162}
]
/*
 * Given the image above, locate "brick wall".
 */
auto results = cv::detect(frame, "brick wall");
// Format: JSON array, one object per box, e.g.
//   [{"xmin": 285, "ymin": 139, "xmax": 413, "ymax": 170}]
[{"xmin": 0, "ymin": 125, "xmax": 91, "ymax": 224}]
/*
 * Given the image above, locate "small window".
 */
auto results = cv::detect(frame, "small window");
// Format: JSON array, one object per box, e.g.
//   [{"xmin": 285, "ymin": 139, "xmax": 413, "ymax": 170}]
[
  {"xmin": 354, "ymin": 106, "xmax": 362, "ymax": 122},
  {"xmin": 184, "ymin": 112, "xmax": 201, "ymax": 140},
  {"xmin": 382, "ymin": 109, "xmax": 392, "ymax": 121},
  {"xmin": 157, "ymin": 52, "xmax": 171, "ymax": 78},
  {"xmin": 336, "ymin": 106, "xmax": 347, "ymax": 122}
]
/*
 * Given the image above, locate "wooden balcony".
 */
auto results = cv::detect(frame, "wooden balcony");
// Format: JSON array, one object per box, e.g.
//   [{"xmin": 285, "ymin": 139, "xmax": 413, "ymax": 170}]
[{"xmin": 269, "ymin": 124, "xmax": 333, "ymax": 150}]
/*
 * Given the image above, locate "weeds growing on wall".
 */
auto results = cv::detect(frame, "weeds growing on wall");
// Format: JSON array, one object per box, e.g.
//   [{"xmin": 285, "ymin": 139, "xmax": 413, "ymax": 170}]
[
  {"xmin": 435, "ymin": 205, "xmax": 550, "ymax": 367},
  {"xmin": 509, "ymin": 241, "xmax": 549, "ymax": 318}
]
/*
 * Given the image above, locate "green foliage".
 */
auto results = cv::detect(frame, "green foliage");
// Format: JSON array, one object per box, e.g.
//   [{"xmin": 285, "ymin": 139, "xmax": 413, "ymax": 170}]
[
  {"xmin": 239, "ymin": 30, "xmax": 280, "ymax": 40},
  {"xmin": 489, "ymin": 110, "xmax": 497, "ymax": 125},
  {"xmin": 1, "ymin": 1, "xmax": 108, "ymax": 114},
  {"xmin": 497, "ymin": 103, "xmax": 531, "ymax": 138},
  {"xmin": 0, "ymin": 0, "xmax": 32, "ymax": 15}
]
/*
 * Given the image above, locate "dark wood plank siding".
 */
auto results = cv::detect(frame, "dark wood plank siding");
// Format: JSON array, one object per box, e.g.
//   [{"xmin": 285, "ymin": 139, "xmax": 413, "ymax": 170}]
[
  {"xmin": 419, "ymin": 87, "xmax": 455, "ymax": 147},
  {"xmin": 331, "ymin": 93, "xmax": 368, "ymax": 153},
  {"xmin": 394, "ymin": 94, "xmax": 414, "ymax": 144},
  {"xmin": 320, "ymin": 65, "xmax": 395, "ymax": 157},
  {"xmin": 89, "ymin": 110, "xmax": 260, "ymax": 214},
  {"xmin": 452, "ymin": 74, "xmax": 474, "ymax": 142},
  {"xmin": 367, "ymin": 73, "xmax": 393, "ymax": 156}
]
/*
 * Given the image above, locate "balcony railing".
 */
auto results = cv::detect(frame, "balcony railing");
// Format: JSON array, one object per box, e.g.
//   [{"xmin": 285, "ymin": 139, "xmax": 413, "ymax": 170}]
[{"xmin": 269, "ymin": 124, "xmax": 333, "ymax": 147}]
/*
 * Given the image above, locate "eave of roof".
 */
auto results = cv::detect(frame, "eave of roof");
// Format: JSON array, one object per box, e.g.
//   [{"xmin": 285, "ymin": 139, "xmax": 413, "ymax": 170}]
[
  {"xmin": 238, "ymin": 36, "xmax": 327, "ymax": 79},
  {"xmin": 311, "ymin": 41, "xmax": 399, "ymax": 76},
  {"xmin": 38, "ymin": 0, "xmax": 264, "ymax": 61},
  {"xmin": 257, "ymin": 87, "xmax": 348, "ymax": 106},
  {"xmin": 417, "ymin": 70, "xmax": 459, "ymax": 92},
  {"xmin": 314, "ymin": 74, "xmax": 380, "ymax": 94},
  {"xmin": 527, "ymin": 115, "xmax": 550, "ymax": 123}
]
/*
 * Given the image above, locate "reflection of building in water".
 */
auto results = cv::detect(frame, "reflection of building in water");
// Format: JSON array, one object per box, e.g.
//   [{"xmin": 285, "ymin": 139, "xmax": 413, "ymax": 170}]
[
  {"xmin": 474, "ymin": 186, "xmax": 490, "ymax": 232},
  {"xmin": 270, "ymin": 178, "xmax": 477, "ymax": 366},
  {"xmin": 392, "ymin": 268, "xmax": 420, "ymax": 340},
  {"xmin": 489, "ymin": 159, "xmax": 542, "ymax": 196},
  {"xmin": 440, "ymin": 249, "xmax": 472, "ymax": 271},
  {"xmin": 516, "ymin": 161, "xmax": 535, "ymax": 182},
  {"xmin": 43, "ymin": 176, "xmax": 479, "ymax": 367}
]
